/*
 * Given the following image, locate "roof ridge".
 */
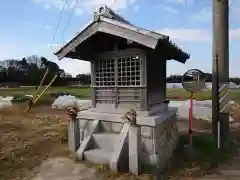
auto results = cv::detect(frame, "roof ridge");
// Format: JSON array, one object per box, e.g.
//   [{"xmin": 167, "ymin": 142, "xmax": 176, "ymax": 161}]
[
  {"xmin": 99, "ymin": 16, "xmax": 168, "ymax": 40},
  {"xmin": 93, "ymin": 5, "xmax": 131, "ymax": 24}
]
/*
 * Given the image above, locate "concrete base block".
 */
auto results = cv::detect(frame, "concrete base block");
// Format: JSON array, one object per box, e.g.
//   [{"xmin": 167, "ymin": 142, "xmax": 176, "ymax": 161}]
[
  {"xmin": 129, "ymin": 125, "xmax": 140, "ymax": 175},
  {"xmin": 68, "ymin": 119, "xmax": 80, "ymax": 153},
  {"xmin": 84, "ymin": 149, "xmax": 112, "ymax": 164},
  {"xmin": 101, "ymin": 122, "xmax": 123, "ymax": 133},
  {"xmin": 76, "ymin": 120, "xmax": 99, "ymax": 160},
  {"xmin": 93, "ymin": 133, "xmax": 119, "ymax": 151},
  {"xmin": 72, "ymin": 107, "xmax": 178, "ymax": 175},
  {"xmin": 110, "ymin": 123, "xmax": 130, "ymax": 172}
]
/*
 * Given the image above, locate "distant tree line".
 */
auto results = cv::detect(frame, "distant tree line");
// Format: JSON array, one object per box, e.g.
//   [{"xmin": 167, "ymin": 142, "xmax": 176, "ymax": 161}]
[
  {"xmin": 75, "ymin": 73, "xmax": 240, "ymax": 85},
  {"xmin": 1, "ymin": 56, "xmax": 240, "ymax": 86},
  {"xmin": 0, "ymin": 55, "xmax": 71, "ymax": 86},
  {"xmin": 167, "ymin": 73, "xmax": 240, "ymax": 85},
  {"xmin": 76, "ymin": 73, "xmax": 91, "ymax": 85}
]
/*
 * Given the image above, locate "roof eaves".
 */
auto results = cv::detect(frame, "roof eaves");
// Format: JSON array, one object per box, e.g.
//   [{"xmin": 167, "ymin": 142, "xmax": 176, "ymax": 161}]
[
  {"xmin": 54, "ymin": 21, "xmax": 95, "ymax": 57},
  {"xmin": 162, "ymin": 38, "xmax": 190, "ymax": 63}
]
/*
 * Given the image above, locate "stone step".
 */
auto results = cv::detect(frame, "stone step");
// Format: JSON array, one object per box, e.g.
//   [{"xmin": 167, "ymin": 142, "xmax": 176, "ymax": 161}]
[
  {"xmin": 84, "ymin": 148, "xmax": 112, "ymax": 164},
  {"xmin": 92, "ymin": 133, "xmax": 119, "ymax": 152}
]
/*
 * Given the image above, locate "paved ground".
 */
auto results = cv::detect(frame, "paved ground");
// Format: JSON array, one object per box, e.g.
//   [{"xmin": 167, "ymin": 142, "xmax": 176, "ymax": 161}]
[
  {"xmin": 32, "ymin": 152, "xmax": 240, "ymax": 180},
  {"xmin": 32, "ymin": 157, "xmax": 97, "ymax": 180}
]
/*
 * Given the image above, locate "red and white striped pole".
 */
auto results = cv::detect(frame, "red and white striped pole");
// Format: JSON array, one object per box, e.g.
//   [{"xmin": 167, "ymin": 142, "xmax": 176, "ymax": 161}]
[{"xmin": 189, "ymin": 92, "xmax": 194, "ymax": 145}]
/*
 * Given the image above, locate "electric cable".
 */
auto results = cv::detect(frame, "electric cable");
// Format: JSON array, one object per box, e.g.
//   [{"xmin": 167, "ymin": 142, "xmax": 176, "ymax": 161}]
[
  {"xmin": 52, "ymin": 0, "xmax": 67, "ymax": 41},
  {"xmin": 58, "ymin": 0, "xmax": 79, "ymax": 48}
]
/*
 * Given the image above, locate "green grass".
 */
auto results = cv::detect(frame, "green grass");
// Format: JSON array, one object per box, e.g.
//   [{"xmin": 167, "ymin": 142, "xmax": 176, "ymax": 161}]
[
  {"xmin": 163, "ymin": 133, "xmax": 234, "ymax": 179},
  {"xmin": 167, "ymin": 88, "xmax": 240, "ymax": 102},
  {"xmin": 177, "ymin": 134, "xmax": 229, "ymax": 165},
  {"xmin": 167, "ymin": 88, "xmax": 212, "ymax": 100},
  {"xmin": 1, "ymin": 87, "xmax": 240, "ymax": 103},
  {"xmin": 0, "ymin": 87, "xmax": 90, "ymax": 106},
  {"xmin": 0, "ymin": 87, "xmax": 90, "ymax": 99}
]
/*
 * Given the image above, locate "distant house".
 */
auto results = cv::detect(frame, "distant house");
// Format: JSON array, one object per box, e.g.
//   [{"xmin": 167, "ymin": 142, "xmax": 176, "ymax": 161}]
[
  {"xmin": 67, "ymin": 78, "xmax": 83, "ymax": 87},
  {"xmin": 68, "ymin": 81, "xmax": 83, "ymax": 87},
  {"xmin": 0, "ymin": 81, "xmax": 20, "ymax": 88}
]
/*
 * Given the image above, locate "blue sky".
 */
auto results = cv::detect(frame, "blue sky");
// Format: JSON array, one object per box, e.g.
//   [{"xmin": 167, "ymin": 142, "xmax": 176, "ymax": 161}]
[{"xmin": 0, "ymin": 0, "xmax": 239, "ymax": 77}]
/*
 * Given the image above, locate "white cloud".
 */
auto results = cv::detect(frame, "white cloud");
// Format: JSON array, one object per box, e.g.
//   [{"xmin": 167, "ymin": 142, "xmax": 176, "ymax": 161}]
[
  {"xmin": 58, "ymin": 58, "xmax": 90, "ymax": 77},
  {"xmin": 191, "ymin": 7, "xmax": 211, "ymax": 23},
  {"xmin": 156, "ymin": 4, "xmax": 179, "ymax": 15},
  {"xmin": 75, "ymin": 8, "xmax": 83, "ymax": 16},
  {"xmin": 230, "ymin": 0, "xmax": 240, "ymax": 20},
  {"xmin": 48, "ymin": 43, "xmax": 59, "ymax": 49},
  {"xmin": 158, "ymin": 28, "xmax": 211, "ymax": 42},
  {"xmin": 0, "ymin": 51, "xmax": 12, "ymax": 61},
  {"xmin": 32, "ymin": 0, "xmax": 65, "ymax": 9},
  {"xmin": 157, "ymin": 28, "xmax": 240, "ymax": 42},
  {"xmin": 48, "ymin": 42, "xmax": 66, "ymax": 52},
  {"xmin": 188, "ymin": 0, "xmax": 240, "ymax": 23},
  {"xmin": 166, "ymin": 0, "xmax": 186, "ymax": 4},
  {"xmin": 48, "ymin": 34, "xmax": 76, "ymax": 52},
  {"xmin": 230, "ymin": 28, "xmax": 240, "ymax": 40},
  {"xmin": 44, "ymin": 24, "xmax": 51, "ymax": 29},
  {"xmin": 43, "ymin": 3, "xmax": 51, "ymax": 9},
  {"xmin": 41, "ymin": 47, "xmax": 90, "ymax": 77},
  {"xmin": 0, "ymin": 41, "xmax": 31, "ymax": 61},
  {"xmin": 133, "ymin": 4, "xmax": 140, "ymax": 12},
  {"xmin": 31, "ymin": 0, "xmax": 137, "ymax": 16}
]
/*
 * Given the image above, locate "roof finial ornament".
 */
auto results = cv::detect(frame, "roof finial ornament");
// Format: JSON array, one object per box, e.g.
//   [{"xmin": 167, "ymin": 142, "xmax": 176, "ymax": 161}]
[{"xmin": 93, "ymin": 4, "xmax": 113, "ymax": 21}]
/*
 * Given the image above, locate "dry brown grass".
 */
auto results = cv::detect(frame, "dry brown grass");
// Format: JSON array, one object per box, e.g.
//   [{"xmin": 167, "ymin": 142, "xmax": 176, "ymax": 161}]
[
  {"xmin": 0, "ymin": 104, "xmax": 70, "ymax": 179},
  {"xmin": 1, "ymin": 102, "xmax": 240, "ymax": 180}
]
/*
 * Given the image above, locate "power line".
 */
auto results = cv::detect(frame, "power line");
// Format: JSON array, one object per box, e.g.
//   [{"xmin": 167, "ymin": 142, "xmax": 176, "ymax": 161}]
[
  {"xmin": 52, "ymin": 0, "xmax": 67, "ymax": 41},
  {"xmin": 58, "ymin": 0, "xmax": 79, "ymax": 47}
]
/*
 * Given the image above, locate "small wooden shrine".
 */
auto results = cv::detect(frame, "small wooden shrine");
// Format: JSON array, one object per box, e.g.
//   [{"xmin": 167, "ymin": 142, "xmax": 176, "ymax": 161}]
[{"xmin": 55, "ymin": 5, "xmax": 190, "ymax": 175}]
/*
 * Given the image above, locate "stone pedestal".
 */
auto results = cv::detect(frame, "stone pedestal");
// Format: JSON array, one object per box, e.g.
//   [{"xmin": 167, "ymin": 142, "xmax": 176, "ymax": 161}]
[
  {"xmin": 73, "ymin": 107, "xmax": 179, "ymax": 174},
  {"xmin": 138, "ymin": 109, "xmax": 179, "ymax": 172}
]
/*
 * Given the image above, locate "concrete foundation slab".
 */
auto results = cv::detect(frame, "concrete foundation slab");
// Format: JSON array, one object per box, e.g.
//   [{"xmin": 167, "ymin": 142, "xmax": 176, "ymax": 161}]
[{"xmin": 84, "ymin": 149, "xmax": 112, "ymax": 164}]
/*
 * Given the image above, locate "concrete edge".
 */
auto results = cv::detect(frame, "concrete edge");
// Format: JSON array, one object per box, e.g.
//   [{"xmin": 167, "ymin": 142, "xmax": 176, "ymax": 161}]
[
  {"xmin": 129, "ymin": 125, "xmax": 141, "ymax": 175},
  {"xmin": 76, "ymin": 119, "xmax": 99, "ymax": 160},
  {"xmin": 110, "ymin": 123, "xmax": 130, "ymax": 172},
  {"xmin": 77, "ymin": 107, "xmax": 177, "ymax": 127}
]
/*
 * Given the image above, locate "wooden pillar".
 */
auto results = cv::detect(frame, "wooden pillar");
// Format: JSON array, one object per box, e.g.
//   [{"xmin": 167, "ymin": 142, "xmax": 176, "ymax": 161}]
[
  {"xmin": 91, "ymin": 60, "xmax": 96, "ymax": 108},
  {"xmin": 212, "ymin": 0, "xmax": 229, "ymax": 148},
  {"xmin": 141, "ymin": 54, "xmax": 147, "ymax": 110}
]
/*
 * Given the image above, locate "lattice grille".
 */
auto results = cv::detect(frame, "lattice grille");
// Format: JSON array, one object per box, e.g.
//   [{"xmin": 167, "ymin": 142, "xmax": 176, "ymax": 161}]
[
  {"xmin": 117, "ymin": 56, "xmax": 141, "ymax": 86},
  {"xmin": 95, "ymin": 56, "xmax": 141, "ymax": 86},
  {"xmin": 96, "ymin": 58, "xmax": 115, "ymax": 86}
]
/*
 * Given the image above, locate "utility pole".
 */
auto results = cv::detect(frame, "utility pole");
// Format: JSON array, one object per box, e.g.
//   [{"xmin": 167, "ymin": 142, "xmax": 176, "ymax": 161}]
[{"xmin": 212, "ymin": 0, "xmax": 229, "ymax": 148}]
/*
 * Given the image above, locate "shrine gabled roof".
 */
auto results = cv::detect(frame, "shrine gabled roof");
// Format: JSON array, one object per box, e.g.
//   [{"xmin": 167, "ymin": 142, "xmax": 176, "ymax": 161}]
[{"xmin": 54, "ymin": 5, "xmax": 190, "ymax": 63}]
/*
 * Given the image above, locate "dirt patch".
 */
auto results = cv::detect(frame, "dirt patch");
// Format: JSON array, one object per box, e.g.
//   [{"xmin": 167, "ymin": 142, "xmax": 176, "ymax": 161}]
[
  {"xmin": 1, "ymin": 102, "xmax": 240, "ymax": 180},
  {"xmin": 0, "ymin": 104, "xmax": 70, "ymax": 179},
  {"xmin": 32, "ymin": 157, "xmax": 97, "ymax": 180}
]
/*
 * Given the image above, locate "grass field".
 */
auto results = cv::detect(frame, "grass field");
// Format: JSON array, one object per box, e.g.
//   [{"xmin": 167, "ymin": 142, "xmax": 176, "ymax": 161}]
[
  {"xmin": 1, "ymin": 87, "xmax": 240, "ymax": 102},
  {"xmin": 0, "ymin": 87, "xmax": 90, "ymax": 99}
]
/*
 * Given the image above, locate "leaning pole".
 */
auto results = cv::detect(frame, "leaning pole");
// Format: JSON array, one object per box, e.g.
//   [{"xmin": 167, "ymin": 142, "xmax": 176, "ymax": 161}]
[{"xmin": 212, "ymin": 0, "xmax": 229, "ymax": 148}]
